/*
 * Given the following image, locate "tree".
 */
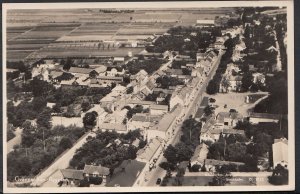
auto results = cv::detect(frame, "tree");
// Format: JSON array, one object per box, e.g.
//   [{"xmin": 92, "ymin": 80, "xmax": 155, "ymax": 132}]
[
  {"xmin": 268, "ymin": 164, "xmax": 288, "ymax": 185},
  {"xmin": 126, "ymin": 86, "xmax": 134, "ymax": 94},
  {"xmin": 81, "ymin": 100, "xmax": 91, "ymax": 112},
  {"xmin": 159, "ymin": 162, "xmax": 176, "ymax": 171},
  {"xmin": 83, "ymin": 111, "xmax": 98, "ymax": 129},
  {"xmin": 226, "ymin": 142, "xmax": 247, "ymax": 162},
  {"xmin": 191, "ymin": 164, "xmax": 201, "ymax": 172},
  {"xmin": 59, "ymin": 137, "xmax": 73, "ymax": 150},
  {"xmin": 220, "ymin": 78, "xmax": 231, "ymax": 93},
  {"xmin": 204, "ymin": 105, "xmax": 214, "ymax": 117},
  {"xmin": 206, "ymin": 80, "xmax": 219, "ymax": 94},
  {"xmin": 209, "ymin": 165, "xmax": 232, "ymax": 186},
  {"xmin": 63, "ymin": 58, "xmax": 73, "ymax": 71},
  {"xmin": 164, "ymin": 145, "xmax": 178, "ymax": 164},
  {"xmin": 37, "ymin": 108, "xmax": 52, "ymax": 129},
  {"xmin": 241, "ymin": 72, "xmax": 253, "ymax": 92}
]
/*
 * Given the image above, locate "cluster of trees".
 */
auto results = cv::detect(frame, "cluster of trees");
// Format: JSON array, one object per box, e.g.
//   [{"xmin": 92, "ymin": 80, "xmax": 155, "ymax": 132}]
[
  {"xmin": 125, "ymin": 58, "xmax": 166, "ymax": 75},
  {"xmin": 123, "ymin": 105, "xmax": 149, "ymax": 119},
  {"xmin": 268, "ymin": 164, "xmax": 288, "ymax": 185},
  {"xmin": 83, "ymin": 111, "xmax": 98, "ymax": 129},
  {"xmin": 206, "ymin": 36, "xmax": 240, "ymax": 94},
  {"xmin": 7, "ymin": 61, "xmax": 32, "ymax": 81},
  {"xmin": 145, "ymin": 92, "xmax": 171, "ymax": 106},
  {"xmin": 156, "ymin": 76, "xmax": 184, "ymax": 89},
  {"xmin": 162, "ymin": 118, "xmax": 202, "ymax": 170},
  {"xmin": 207, "ymin": 133, "xmax": 259, "ymax": 172},
  {"xmin": 7, "ymin": 125, "xmax": 85, "ymax": 181},
  {"xmin": 69, "ymin": 130, "xmax": 145, "ymax": 171},
  {"xmin": 254, "ymin": 72, "xmax": 287, "ymax": 115}
]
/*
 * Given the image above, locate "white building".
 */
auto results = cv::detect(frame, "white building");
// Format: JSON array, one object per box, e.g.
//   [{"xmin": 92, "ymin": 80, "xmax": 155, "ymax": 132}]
[
  {"xmin": 190, "ymin": 143, "xmax": 209, "ymax": 167},
  {"xmin": 249, "ymin": 112, "xmax": 281, "ymax": 124},
  {"xmin": 272, "ymin": 138, "xmax": 288, "ymax": 168}
]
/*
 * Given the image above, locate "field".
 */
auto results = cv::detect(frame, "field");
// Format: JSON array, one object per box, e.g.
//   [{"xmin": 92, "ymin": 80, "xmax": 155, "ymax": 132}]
[{"xmin": 6, "ymin": 8, "xmax": 236, "ymax": 63}]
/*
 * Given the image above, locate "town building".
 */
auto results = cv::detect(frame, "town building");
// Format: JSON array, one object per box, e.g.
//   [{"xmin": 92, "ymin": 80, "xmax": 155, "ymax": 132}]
[
  {"xmin": 249, "ymin": 112, "xmax": 281, "ymax": 124},
  {"xmin": 83, "ymin": 164, "xmax": 110, "ymax": 183},
  {"xmin": 136, "ymin": 137, "xmax": 164, "ymax": 163},
  {"xmin": 204, "ymin": 159, "xmax": 245, "ymax": 172},
  {"xmin": 272, "ymin": 138, "xmax": 288, "ymax": 168},
  {"xmin": 190, "ymin": 143, "xmax": 209, "ymax": 167},
  {"xmin": 147, "ymin": 105, "xmax": 182, "ymax": 140}
]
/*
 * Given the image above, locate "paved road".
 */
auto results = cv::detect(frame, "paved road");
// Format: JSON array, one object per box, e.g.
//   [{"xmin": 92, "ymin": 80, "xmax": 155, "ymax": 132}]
[{"xmin": 142, "ymin": 50, "xmax": 225, "ymax": 186}]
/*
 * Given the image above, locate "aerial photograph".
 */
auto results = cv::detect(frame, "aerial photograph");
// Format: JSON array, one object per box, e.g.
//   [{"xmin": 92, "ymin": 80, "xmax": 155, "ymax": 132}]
[{"xmin": 3, "ymin": 1, "xmax": 294, "ymax": 192}]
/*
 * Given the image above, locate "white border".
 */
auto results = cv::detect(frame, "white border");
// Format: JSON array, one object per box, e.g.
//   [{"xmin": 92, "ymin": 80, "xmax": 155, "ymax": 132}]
[{"xmin": 2, "ymin": 1, "xmax": 295, "ymax": 193}]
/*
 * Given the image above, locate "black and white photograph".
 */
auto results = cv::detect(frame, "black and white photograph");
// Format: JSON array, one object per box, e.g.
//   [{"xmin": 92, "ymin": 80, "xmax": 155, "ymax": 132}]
[{"xmin": 2, "ymin": 1, "xmax": 295, "ymax": 193}]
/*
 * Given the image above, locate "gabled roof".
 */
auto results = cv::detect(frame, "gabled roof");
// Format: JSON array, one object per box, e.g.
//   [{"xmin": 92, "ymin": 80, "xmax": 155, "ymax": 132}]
[
  {"xmin": 191, "ymin": 143, "xmax": 209, "ymax": 164},
  {"xmin": 60, "ymin": 169, "xmax": 84, "ymax": 180},
  {"xmin": 204, "ymin": 159, "xmax": 245, "ymax": 166},
  {"xmin": 136, "ymin": 137, "xmax": 164, "ymax": 162},
  {"xmin": 94, "ymin": 65, "xmax": 107, "ymax": 73},
  {"xmin": 83, "ymin": 164, "xmax": 110, "ymax": 176},
  {"xmin": 145, "ymin": 80, "xmax": 156, "ymax": 90},
  {"xmin": 101, "ymin": 123, "xmax": 127, "ymax": 131},
  {"xmin": 216, "ymin": 112, "xmax": 243, "ymax": 123},
  {"xmin": 131, "ymin": 113, "xmax": 161, "ymax": 123},
  {"xmin": 150, "ymin": 105, "xmax": 182, "ymax": 132},
  {"xmin": 249, "ymin": 112, "xmax": 281, "ymax": 120},
  {"xmin": 150, "ymin": 104, "xmax": 168, "ymax": 111},
  {"xmin": 69, "ymin": 67, "xmax": 94, "ymax": 74},
  {"xmin": 165, "ymin": 69, "xmax": 183, "ymax": 75},
  {"xmin": 50, "ymin": 71, "xmax": 64, "ymax": 79}
]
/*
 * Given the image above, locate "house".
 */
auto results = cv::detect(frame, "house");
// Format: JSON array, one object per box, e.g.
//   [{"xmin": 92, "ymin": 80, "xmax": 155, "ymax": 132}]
[
  {"xmin": 61, "ymin": 77, "xmax": 90, "ymax": 90},
  {"xmin": 60, "ymin": 169, "xmax": 84, "ymax": 186},
  {"xmin": 139, "ymin": 79, "xmax": 156, "ymax": 97},
  {"xmin": 169, "ymin": 85, "xmax": 191, "ymax": 110},
  {"xmin": 127, "ymin": 100, "xmax": 156, "ymax": 109},
  {"xmin": 272, "ymin": 138, "xmax": 288, "ymax": 168},
  {"xmin": 204, "ymin": 159, "xmax": 245, "ymax": 172},
  {"xmin": 219, "ymin": 75, "xmax": 242, "ymax": 92},
  {"xmin": 252, "ymin": 73, "xmax": 266, "ymax": 85},
  {"xmin": 127, "ymin": 113, "xmax": 161, "ymax": 132},
  {"xmin": 194, "ymin": 97, "xmax": 209, "ymax": 121},
  {"xmin": 149, "ymin": 104, "xmax": 168, "ymax": 115},
  {"xmin": 196, "ymin": 52, "xmax": 206, "ymax": 62},
  {"xmin": 195, "ymin": 19, "xmax": 215, "ymax": 27},
  {"xmin": 49, "ymin": 71, "xmax": 64, "ymax": 82},
  {"xmin": 83, "ymin": 164, "xmax": 110, "ymax": 183},
  {"xmin": 99, "ymin": 123, "xmax": 127, "ymax": 133},
  {"xmin": 106, "ymin": 66, "xmax": 125, "ymax": 77},
  {"xmin": 147, "ymin": 105, "xmax": 182, "ymax": 140},
  {"xmin": 32, "ymin": 67, "xmax": 49, "ymax": 81},
  {"xmin": 68, "ymin": 67, "xmax": 98, "ymax": 78},
  {"xmin": 191, "ymin": 67, "xmax": 204, "ymax": 77},
  {"xmin": 106, "ymin": 159, "xmax": 146, "ymax": 187},
  {"xmin": 94, "ymin": 65, "xmax": 108, "ymax": 76},
  {"xmin": 190, "ymin": 143, "xmax": 209, "ymax": 167},
  {"xmin": 249, "ymin": 112, "xmax": 281, "ymax": 124},
  {"xmin": 200, "ymin": 116, "xmax": 245, "ymax": 142},
  {"xmin": 215, "ymin": 112, "xmax": 244, "ymax": 128},
  {"xmin": 136, "ymin": 137, "xmax": 164, "ymax": 163},
  {"xmin": 97, "ymin": 76, "xmax": 123, "ymax": 85},
  {"xmin": 165, "ymin": 69, "xmax": 183, "ymax": 77},
  {"xmin": 112, "ymin": 85, "xmax": 127, "ymax": 95}
]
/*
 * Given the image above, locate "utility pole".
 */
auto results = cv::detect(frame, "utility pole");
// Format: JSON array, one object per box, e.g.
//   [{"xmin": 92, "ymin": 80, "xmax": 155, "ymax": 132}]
[{"xmin": 43, "ymin": 128, "xmax": 46, "ymax": 152}]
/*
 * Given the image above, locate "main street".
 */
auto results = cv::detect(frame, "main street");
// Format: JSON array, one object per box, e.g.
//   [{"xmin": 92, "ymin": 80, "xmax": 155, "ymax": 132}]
[{"xmin": 140, "ymin": 49, "xmax": 226, "ymax": 186}]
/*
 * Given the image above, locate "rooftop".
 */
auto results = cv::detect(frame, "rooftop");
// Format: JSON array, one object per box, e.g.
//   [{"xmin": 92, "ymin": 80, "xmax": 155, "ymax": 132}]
[
  {"xmin": 136, "ymin": 137, "xmax": 164, "ymax": 162},
  {"xmin": 69, "ymin": 67, "xmax": 94, "ymax": 74},
  {"xmin": 83, "ymin": 164, "xmax": 110, "ymax": 176},
  {"xmin": 249, "ymin": 112, "xmax": 281, "ymax": 120},
  {"xmin": 60, "ymin": 169, "xmax": 84, "ymax": 180},
  {"xmin": 190, "ymin": 143, "xmax": 209, "ymax": 164},
  {"xmin": 204, "ymin": 159, "xmax": 245, "ymax": 166}
]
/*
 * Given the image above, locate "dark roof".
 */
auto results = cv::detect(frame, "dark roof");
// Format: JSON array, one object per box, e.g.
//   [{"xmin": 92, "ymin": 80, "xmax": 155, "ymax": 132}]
[
  {"xmin": 200, "ymin": 97, "xmax": 209, "ymax": 107},
  {"xmin": 83, "ymin": 164, "xmax": 110, "ymax": 176},
  {"xmin": 69, "ymin": 67, "xmax": 94, "ymax": 74},
  {"xmin": 249, "ymin": 112, "xmax": 281, "ymax": 120},
  {"xmin": 106, "ymin": 66, "xmax": 124, "ymax": 72},
  {"xmin": 60, "ymin": 169, "xmax": 84, "ymax": 180},
  {"xmin": 195, "ymin": 107, "xmax": 205, "ymax": 119},
  {"xmin": 106, "ymin": 160, "xmax": 146, "ymax": 187}
]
